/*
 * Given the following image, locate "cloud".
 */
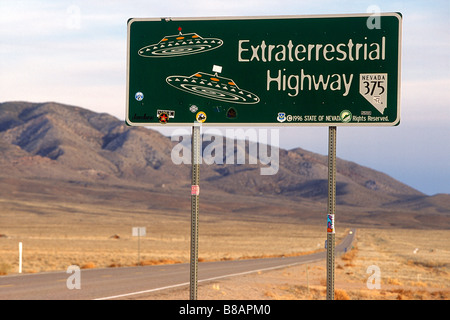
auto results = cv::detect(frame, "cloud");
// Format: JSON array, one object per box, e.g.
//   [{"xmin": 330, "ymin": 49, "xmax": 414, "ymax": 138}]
[
  {"xmin": 0, "ymin": 1, "xmax": 67, "ymax": 37},
  {"xmin": 1, "ymin": 0, "xmax": 450, "ymax": 195},
  {"xmin": 401, "ymin": 79, "xmax": 450, "ymax": 124}
]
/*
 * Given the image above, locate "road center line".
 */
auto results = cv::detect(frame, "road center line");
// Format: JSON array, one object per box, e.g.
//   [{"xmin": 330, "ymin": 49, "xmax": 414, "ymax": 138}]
[{"xmin": 94, "ymin": 282, "xmax": 190, "ymax": 300}]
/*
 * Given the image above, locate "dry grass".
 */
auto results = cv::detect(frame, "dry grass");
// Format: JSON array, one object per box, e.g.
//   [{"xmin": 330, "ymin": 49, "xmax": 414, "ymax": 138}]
[
  {"xmin": 335, "ymin": 289, "xmax": 351, "ymax": 300},
  {"xmin": 0, "ymin": 196, "xmax": 449, "ymax": 300},
  {"xmin": 140, "ymin": 227, "xmax": 450, "ymax": 300},
  {"xmin": 341, "ymin": 245, "xmax": 358, "ymax": 262},
  {"xmin": 0, "ymin": 197, "xmax": 329, "ymax": 274},
  {"xmin": 80, "ymin": 262, "xmax": 96, "ymax": 269},
  {"xmin": 0, "ymin": 262, "xmax": 11, "ymax": 275},
  {"xmin": 138, "ymin": 259, "xmax": 183, "ymax": 266}
]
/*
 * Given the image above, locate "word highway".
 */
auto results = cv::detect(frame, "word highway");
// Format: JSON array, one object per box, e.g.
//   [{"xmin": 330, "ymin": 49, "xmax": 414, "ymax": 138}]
[
  {"xmin": 237, "ymin": 36, "xmax": 386, "ymax": 97},
  {"xmin": 266, "ymin": 68, "xmax": 353, "ymax": 97}
]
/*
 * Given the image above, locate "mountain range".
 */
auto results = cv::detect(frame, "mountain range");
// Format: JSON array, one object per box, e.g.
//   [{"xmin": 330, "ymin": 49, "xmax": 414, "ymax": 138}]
[{"xmin": 0, "ymin": 101, "xmax": 448, "ymax": 229}]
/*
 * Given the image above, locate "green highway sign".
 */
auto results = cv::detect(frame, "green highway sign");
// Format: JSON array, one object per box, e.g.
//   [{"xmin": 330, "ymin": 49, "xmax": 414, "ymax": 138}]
[{"xmin": 126, "ymin": 13, "xmax": 402, "ymax": 126}]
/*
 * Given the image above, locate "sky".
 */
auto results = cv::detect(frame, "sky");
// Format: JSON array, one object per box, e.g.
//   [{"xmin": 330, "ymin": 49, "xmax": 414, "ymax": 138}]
[{"xmin": 0, "ymin": 0, "xmax": 449, "ymax": 195}]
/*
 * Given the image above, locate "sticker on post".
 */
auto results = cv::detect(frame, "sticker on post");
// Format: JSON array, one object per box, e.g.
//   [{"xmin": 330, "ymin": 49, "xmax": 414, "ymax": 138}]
[
  {"xmin": 359, "ymin": 73, "xmax": 387, "ymax": 114},
  {"xmin": 327, "ymin": 214, "xmax": 335, "ymax": 233},
  {"xmin": 191, "ymin": 185, "xmax": 200, "ymax": 196}
]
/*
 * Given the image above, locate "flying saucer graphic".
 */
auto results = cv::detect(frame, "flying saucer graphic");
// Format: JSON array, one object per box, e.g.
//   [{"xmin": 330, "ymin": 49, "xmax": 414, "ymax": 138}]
[
  {"xmin": 166, "ymin": 65, "xmax": 260, "ymax": 104},
  {"xmin": 138, "ymin": 27, "xmax": 223, "ymax": 58}
]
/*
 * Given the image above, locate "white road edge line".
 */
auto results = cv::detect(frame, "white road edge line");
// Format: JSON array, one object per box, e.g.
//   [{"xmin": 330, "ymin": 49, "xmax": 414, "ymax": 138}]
[
  {"xmin": 94, "ymin": 282, "xmax": 190, "ymax": 300},
  {"xmin": 94, "ymin": 258, "xmax": 322, "ymax": 300}
]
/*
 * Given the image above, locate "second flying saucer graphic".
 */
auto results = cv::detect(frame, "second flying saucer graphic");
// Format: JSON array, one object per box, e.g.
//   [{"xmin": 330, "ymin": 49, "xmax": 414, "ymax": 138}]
[
  {"xmin": 166, "ymin": 67, "xmax": 260, "ymax": 104},
  {"xmin": 138, "ymin": 27, "xmax": 223, "ymax": 58}
]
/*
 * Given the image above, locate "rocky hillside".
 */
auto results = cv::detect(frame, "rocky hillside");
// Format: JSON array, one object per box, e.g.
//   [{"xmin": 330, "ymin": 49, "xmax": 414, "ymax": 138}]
[{"xmin": 0, "ymin": 101, "xmax": 448, "ymax": 228}]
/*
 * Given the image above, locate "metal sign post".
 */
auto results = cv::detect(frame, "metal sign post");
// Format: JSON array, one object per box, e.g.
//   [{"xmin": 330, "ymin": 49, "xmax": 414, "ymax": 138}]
[
  {"xmin": 326, "ymin": 126, "xmax": 337, "ymax": 300},
  {"xmin": 190, "ymin": 124, "xmax": 201, "ymax": 300},
  {"xmin": 18, "ymin": 242, "xmax": 23, "ymax": 274},
  {"xmin": 132, "ymin": 227, "xmax": 146, "ymax": 265}
]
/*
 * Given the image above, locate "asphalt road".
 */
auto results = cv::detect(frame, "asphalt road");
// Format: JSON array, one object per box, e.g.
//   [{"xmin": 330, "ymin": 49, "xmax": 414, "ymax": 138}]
[{"xmin": 0, "ymin": 229, "xmax": 355, "ymax": 300}]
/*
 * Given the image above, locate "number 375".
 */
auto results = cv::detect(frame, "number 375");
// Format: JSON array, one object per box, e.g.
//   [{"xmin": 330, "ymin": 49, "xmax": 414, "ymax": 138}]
[{"xmin": 362, "ymin": 80, "xmax": 385, "ymax": 96}]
